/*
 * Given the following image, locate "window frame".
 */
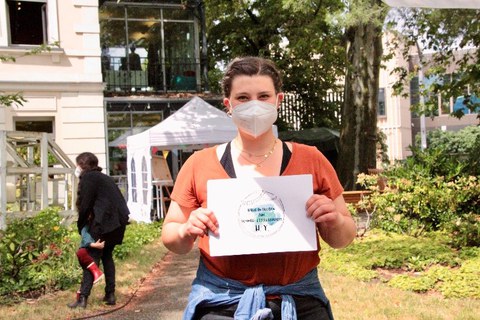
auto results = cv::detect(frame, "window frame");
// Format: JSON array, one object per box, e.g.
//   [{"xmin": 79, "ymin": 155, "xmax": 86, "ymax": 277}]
[
  {"xmin": 13, "ymin": 116, "xmax": 55, "ymax": 136},
  {"xmin": 1, "ymin": 0, "xmax": 58, "ymax": 47},
  {"xmin": 377, "ymin": 87, "xmax": 386, "ymax": 117}
]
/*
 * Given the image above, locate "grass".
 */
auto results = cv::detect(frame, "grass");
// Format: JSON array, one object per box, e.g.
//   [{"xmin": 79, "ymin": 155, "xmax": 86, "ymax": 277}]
[
  {"xmin": 0, "ymin": 237, "xmax": 169, "ymax": 320},
  {"xmin": 319, "ymin": 229, "xmax": 480, "ymax": 319},
  {"xmin": 1, "ymin": 230, "xmax": 479, "ymax": 320},
  {"xmin": 320, "ymin": 230, "xmax": 480, "ymax": 299},
  {"xmin": 321, "ymin": 271, "xmax": 480, "ymax": 320}
]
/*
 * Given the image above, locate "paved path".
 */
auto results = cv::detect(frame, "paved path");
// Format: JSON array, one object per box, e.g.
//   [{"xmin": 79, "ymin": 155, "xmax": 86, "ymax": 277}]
[{"xmin": 90, "ymin": 248, "xmax": 199, "ymax": 320}]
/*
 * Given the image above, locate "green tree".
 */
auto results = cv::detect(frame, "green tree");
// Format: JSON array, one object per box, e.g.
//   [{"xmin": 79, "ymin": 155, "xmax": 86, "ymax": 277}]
[
  {"xmin": 335, "ymin": 0, "xmax": 388, "ymax": 190},
  {"xmin": 204, "ymin": 0, "xmax": 346, "ymax": 130},
  {"xmin": 388, "ymin": 8, "xmax": 480, "ymax": 119},
  {"xmin": 204, "ymin": 1, "xmax": 390, "ymax": 190}
]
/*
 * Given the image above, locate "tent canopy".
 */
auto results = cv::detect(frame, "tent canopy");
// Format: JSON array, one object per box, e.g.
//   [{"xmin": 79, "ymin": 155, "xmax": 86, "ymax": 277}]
[
  {"xmin": 279, "ymin": 127, "xmax": 340, "ymax": 152},
  {"xmin": 126, "ymin": 96, "xmax": 239, "ymax": 223},
  {"xmin": 127, "ymin": 96, "xmax": 238, "ymax": 151},
  {"xmin": 279, "ymin": 127, "xmax": 340, "ymax": 168}
]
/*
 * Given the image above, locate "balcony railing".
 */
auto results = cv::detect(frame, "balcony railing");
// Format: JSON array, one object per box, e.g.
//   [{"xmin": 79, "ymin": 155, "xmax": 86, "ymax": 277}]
[{"xmin": 103, "ymin": 57, "xmax": 201, "ymax": 94}]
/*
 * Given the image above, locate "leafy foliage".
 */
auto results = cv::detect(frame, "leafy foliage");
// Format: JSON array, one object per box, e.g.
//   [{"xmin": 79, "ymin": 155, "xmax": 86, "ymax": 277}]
[
  {"xmin": 113, "ymin": 221, "xmax": 162, "ymax": 260},
  {"xmin": 0, "ymin": 208, "xmax": 79, "ymax": 301},
  {"xmin": 415, "ymin": 126, "xmax": 480, "ymax": 177},
  {"xmin": 0, "ymin": 209, "xmax": 162, "ymax": 304},
  {"xmin": 204, "ymin": 0, "xmax": 346, "ymax": 130},
  {"xmin": 320, "ymin": 230, "xmax": 480, "ymax": 298},
  {"xmin": 0, "ymin": 94, "xmax": 26, "ymax": 108},
  {"xmin": 356, "ymin": 126, "xmax": 480, "ymax": 247},
  {"xmin": 359, "ymin": 174, "xmax": 479, "ymax": 246},
  {"xmin": 387, "ymin": 8, "xmax": 480, "ymax": 118}
]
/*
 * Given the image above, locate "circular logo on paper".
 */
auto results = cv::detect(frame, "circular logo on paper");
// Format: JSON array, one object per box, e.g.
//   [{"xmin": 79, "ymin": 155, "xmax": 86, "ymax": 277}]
[{"xmin": 237, "ymin": 190, "xmax": 285, "ymax": 237}]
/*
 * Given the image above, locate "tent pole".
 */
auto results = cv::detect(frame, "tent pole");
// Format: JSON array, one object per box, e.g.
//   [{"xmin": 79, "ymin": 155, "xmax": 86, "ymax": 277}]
[{"xmin": 172, "ymin": 149, "xmax": 179, "ymax": 180}]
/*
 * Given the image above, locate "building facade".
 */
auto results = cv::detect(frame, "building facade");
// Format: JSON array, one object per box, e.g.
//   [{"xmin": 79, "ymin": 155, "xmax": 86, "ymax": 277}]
[
  {"xmin": 1, "ymin": 0, "xmax": 218, "ymax": 177},
  {"xmin": 377, "ymin": 38, "xmax": 478, "ymax": 163},
  {"xmin": 1, "ymin": 1, "xmax": 477, "ymax": 176},
  {"xmin": 0, "ymin": 0, "xmax": 106, "ymax": 166}
]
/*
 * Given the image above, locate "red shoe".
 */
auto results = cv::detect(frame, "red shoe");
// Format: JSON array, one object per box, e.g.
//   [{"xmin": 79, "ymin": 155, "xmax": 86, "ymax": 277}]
[{"xmin": 87, "ymin": 262, "xmax": 104, "ymax": 284}]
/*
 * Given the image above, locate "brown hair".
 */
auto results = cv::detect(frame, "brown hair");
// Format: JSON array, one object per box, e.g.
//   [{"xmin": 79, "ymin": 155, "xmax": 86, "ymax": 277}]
[
  {"xmin": 222, "ymin": 56, "xmax": 283, "ymax": 98},
  {"xmin": 75, "ymin": 152, "xmax": 102, "ymax": 211},
  {"xmin": 76, "ymin": 152, "xmax": 102, "ymax": 173}
]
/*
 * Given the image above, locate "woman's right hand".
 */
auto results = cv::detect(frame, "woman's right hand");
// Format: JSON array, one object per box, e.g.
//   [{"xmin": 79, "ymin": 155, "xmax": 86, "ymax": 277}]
[
  {"xmin": 179, "ymin": 207, "xmax": 219, "ymax": 240},
  {"xmin": 162, "ymin": 201, "xmax": 219, "ymax": 254}
]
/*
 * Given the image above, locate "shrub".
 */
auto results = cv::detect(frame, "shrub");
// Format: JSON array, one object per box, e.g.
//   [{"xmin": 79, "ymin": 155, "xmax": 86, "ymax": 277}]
[
  {"xmin": 0, "ymin": 208, "xmax": 79, "ymax": 301},
  {"xmin": 358, "ymin": 173, "xmax": 480, "ymax": 247},
  {"xmin": 412, "ymin": 126, "xmax": 480, "ymax": 177},
  {"xmin": 113, "ymin": 221, "xmax": 162, "ymax": 260},
  {"xmin": 0, "ymin": 209, "xmax": 162, "ymax": 304},
  {"xmin": 357, "ymin": 126, "xmax": 480, "ymax": 247}
]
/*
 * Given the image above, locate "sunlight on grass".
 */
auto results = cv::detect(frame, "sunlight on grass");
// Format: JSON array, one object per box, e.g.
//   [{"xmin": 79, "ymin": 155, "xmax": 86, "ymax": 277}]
[
  {"xmin": 320, "ymin": 230, "xmax": 480, "ymax": 300},
  {"xmin": 319, "ymin": 229, "xmax": 480, "ymax": 319},
  {"xmin": 321, "ymin": 271, "xmax": 480, "ymax": 320},
  {"xmin": 0, "ymin": 238, "xmax": 168, "ymax": 320},
  {"xmin": 2, "ymin": 228, "xmax": 479, "ymax": 320}
]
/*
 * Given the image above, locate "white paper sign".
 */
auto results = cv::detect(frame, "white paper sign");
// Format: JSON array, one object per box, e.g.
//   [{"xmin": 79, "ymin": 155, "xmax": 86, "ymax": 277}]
[{"xmin": 207, "ymin": 174, "xmax": 317, "ymax": 256}]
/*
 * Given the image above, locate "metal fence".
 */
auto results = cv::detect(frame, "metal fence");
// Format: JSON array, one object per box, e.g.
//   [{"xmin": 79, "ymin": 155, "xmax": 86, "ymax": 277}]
[
  {"xmin": 103, "ymin": 58, "xmax": 201, "ymax": 93},
  {"xmin": 280, "ymin": 91, "xmax": 344, "ymax": 130}
]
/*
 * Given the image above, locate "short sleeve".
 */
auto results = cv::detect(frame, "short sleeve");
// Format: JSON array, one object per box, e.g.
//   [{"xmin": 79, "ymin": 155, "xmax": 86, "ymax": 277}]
[
  {"xmin": 284, "ymin": 143, "xmax": 344, "ymax": 200},
  {"xmin": 170, "ymin": 152, "xmax": 201, "ymax": 209}
]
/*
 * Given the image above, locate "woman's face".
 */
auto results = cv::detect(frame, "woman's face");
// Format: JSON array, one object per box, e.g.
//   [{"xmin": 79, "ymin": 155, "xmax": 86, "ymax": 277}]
[
  {"xmin": 74, "ymin": 164, "xmax": 83, "ymax": 178},
  {"xmin": 224, "ymin": 75, "xmax": 283, "ymax": 110}
]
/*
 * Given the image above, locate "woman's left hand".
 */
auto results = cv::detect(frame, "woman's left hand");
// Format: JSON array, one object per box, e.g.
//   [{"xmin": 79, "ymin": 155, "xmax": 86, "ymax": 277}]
[{"xmin": 306, "ymin": 194, "xmax": 344, "ymax": 229}]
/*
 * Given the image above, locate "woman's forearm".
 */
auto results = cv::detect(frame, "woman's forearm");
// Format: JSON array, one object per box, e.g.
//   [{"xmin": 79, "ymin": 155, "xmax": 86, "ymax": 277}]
[
  {"xmin": 161, "ymin": 221, "xmax": 197, "ymax": 254},
  {"xmin": 319, "ymin": 214, "xmax": 357, "ymax": 248}
]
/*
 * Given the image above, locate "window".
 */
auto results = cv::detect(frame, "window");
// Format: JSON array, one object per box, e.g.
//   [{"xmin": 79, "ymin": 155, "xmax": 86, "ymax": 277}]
[
  {"xmin": 377, "ymin": 87, "xmax": 386, "ymax": 116},
  {"xmin": 439, "ymin": 74, "xmax": 452, "ymax": 115},
  {"xmin": 142, "ymin": 156, "xmax": 148, "ymax": 205},
  {"xmin": 130, "ymin": 158, "xmax": 137, "ymax": 202},
  {"xmin": 106, "ymin": 101, "xmax": 168, "ymax": 175},
  {"xmin": 454, "ymin": 94, "xmax": 480, "ymax": 115},
  {"xmin": 7, "ymin": 0, "xmax": 47, "ymax": 45},
  {"xmin": 410, "ymin": 76, "xmax": 420, "ymax": 106},
  {"xmin": 15, "ymin": 118, "xmax": 53, "ymax": 133},
  {"xmin": 99, "ymin": 2, "xmax": 199, "ymax": 92},
  {"xmin": 440, "ymin": 94, "xmax": 451, "ymax": 115}
]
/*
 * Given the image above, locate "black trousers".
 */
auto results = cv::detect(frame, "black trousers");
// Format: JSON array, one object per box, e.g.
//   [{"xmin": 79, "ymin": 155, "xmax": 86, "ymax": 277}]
[
  {"xmin": 79, "ymin": 244, "xmax": 116, "ymax": 297},
  {"xmin": 194, "ymin": 295, "xmax": 331, "ymax": 320}
]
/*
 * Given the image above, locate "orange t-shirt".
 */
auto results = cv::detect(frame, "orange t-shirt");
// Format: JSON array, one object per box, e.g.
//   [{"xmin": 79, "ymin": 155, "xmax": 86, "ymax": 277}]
[{"xmin": 171, "ymin": 142, "xmax": 344, "ymax": 286}]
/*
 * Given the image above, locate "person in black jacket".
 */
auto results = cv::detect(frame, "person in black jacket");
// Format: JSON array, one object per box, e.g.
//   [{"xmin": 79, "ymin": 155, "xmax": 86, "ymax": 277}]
[{"xmin": 68, "ymin": 152, "xmax": 130, "ymax": 309}]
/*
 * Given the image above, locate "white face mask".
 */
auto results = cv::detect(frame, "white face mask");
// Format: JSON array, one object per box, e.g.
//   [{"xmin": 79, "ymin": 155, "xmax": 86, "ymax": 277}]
[
  {"xmin": 231, "ymin": 99, "xmax": 278, "ymax": 138},
  {"xmin": 74, "ymin": 166, "xmax": 82, "ymax": 178}
]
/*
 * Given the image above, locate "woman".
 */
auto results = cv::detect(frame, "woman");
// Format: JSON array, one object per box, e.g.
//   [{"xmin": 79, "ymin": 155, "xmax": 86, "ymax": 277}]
[
  {"xmin": 161, "ymin": 57, "xmax": 356, "ymax": 319},
  {"xmin": 68, "ymin": 152, "xmax": 130, "ymax": 309}
]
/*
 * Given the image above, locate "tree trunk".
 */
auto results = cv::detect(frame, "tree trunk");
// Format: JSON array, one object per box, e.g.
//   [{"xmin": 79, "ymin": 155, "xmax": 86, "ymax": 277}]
[{"xmin": 337, "ymin": 21, "xmax": 383, "ymax": 190}]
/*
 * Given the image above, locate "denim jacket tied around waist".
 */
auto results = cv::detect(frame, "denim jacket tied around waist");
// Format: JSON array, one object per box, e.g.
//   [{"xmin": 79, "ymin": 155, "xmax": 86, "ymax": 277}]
[{"xmin": 183, "ymin": 257, "xmax": 334, "ymax": 320}]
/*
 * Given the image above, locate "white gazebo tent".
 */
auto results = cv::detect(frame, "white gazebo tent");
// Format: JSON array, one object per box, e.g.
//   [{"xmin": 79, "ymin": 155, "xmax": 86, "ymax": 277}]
[{"xmin": 126, "ymin": 96, "xmax": 239, "ymax": 222}]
